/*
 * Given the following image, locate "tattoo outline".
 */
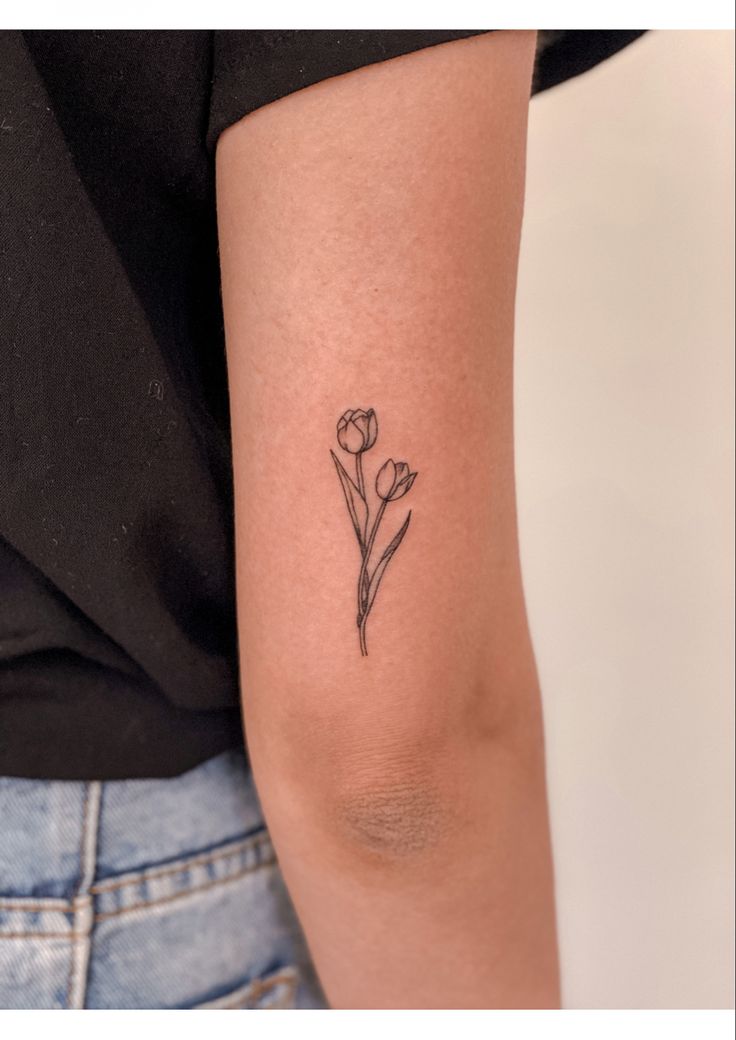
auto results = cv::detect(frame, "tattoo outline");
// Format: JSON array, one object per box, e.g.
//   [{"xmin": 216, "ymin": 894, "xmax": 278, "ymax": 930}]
[{"xmin": 330, "ymin": 408, "xmax": 417, "ymax": 656}]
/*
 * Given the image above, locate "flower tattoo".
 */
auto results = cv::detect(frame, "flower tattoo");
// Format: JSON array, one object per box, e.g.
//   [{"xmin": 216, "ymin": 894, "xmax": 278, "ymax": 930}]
[{"xmin": 330, "ymin": 408, "xmax": 417, "ymax": 656}]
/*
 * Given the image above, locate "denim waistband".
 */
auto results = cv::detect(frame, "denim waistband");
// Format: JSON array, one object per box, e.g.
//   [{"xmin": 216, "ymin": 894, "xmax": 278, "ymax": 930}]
[
  {"xmin": 0, "ymin": 748, "xmax": 269, "ymax": 928},
  {"xmin": 0, "ymin": 749, "xmax": 325, "ymax": 1008}
]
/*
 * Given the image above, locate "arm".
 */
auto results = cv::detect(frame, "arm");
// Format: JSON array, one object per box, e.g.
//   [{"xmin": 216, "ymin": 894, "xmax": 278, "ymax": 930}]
[{"xmin": 216, "ymin": 29, "xmax": 559, "ymax": 1009}]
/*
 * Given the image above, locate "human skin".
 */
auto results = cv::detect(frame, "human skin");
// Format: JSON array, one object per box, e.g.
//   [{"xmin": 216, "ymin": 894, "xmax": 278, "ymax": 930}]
[{"xmin": 216, "ymin": 29, "xmax": 560, "ymax": 1009}]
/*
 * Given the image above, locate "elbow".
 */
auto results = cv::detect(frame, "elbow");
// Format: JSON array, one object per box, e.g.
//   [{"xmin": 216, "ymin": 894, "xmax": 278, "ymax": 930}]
[
  {"xmin": 332, "ymin": 769, "xmax": 448, "ymax": 861},
  {"xmin": 317, "ymin": 734, "xmax": 464, "ymax": 864},
  {"xmin": 266, "ymin": 670, "xmax": 536, "ymax": 865}
]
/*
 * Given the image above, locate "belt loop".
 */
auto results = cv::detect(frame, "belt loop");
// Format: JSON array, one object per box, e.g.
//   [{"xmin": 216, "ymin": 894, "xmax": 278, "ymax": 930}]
[{"xmin": 66, "ymin": 780, "xmax": 102, "ymax": 1010}]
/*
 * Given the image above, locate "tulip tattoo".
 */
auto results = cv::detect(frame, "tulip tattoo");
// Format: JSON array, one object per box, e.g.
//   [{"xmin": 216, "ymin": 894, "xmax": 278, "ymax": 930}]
[{"xmin": 330, "ymin": 409, "xmax": 417, "ymax": 656}]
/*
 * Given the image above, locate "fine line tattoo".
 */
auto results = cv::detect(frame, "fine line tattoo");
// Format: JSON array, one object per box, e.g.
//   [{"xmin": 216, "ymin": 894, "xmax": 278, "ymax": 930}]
[{"xmin": 330, "ymin": 409, "xmax": 417, "ymax": 656}]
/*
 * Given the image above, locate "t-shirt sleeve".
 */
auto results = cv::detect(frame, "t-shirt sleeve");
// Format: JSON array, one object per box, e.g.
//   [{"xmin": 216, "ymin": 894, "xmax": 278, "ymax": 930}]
[
  {"xmin": 206, "ymin": 29, "xmax": 493, "ymax": 152},
  {"xmin": 532, "ymin": 30, "xmax": 647, "ymax": 95}
]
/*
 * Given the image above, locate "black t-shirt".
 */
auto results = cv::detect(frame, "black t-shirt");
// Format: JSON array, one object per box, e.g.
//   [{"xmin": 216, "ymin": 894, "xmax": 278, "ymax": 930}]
[{"xmin": 0, "ymin": 29, "xmax": 646, "ymax": 780}]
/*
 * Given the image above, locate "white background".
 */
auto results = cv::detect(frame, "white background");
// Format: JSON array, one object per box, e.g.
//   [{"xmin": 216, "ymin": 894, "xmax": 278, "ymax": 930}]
[{"xmin": 516, "ymin": 29, "xmax": 734, "ymax": 1009}]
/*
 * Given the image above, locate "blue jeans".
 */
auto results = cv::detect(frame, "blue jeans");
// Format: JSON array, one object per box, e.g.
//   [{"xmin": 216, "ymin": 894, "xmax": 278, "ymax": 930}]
[{"xmin": 0, "ymin": 749, "xmax": 328, "ymax": 1008}]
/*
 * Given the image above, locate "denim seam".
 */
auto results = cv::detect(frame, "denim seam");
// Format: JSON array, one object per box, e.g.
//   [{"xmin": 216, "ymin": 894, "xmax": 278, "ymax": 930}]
[
  {"xmin": 228, "ymin": 973, "xmax": 298, "ymax": 1010},
  {"xmin": 0, "ymin": 830, "xmax": 275, "ymax": 937},
  {"xmin": 0, "ymin": 900, "xmax": 76, "ymax": 938},
  {"xmin": 89, "ymin": 829, "xmax": 271, "ymax": 894},
  {"xmin": 201, "ymin": 968, "xmax": 299, "ymax": 1010},
  {"xmin": 93, "ymin": 851, "xmax": 275, "ymax": 921},
  {"xmin": 0, "ymin": 931, "xmax": 84, "ymax": 940},
  {"xmin": 65, "ymin": 781, "xmax": 101, "ymax": 1010},
  {"xmin": 0, "ymin": 900, "xmax": 71, "ymax": 911}
]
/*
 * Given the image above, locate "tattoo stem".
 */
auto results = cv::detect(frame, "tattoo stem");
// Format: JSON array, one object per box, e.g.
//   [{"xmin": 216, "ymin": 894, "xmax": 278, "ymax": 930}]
[
  {"xmin": 355, "ymin": 451, "xmax": 368, "ymax": 625},
  {"xmin": 356, "ymin": 452, "xmax": 367, "ymax": 540},
  {"xmin": 357, "ymin": 497, "xmax": 387, "ymax": 656}
]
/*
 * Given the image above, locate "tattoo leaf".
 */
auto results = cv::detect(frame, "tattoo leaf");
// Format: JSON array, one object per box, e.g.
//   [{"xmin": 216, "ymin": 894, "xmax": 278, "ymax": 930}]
[
  {"xmin": 330, "ymin": 449, "xmax": 367, "ymax": 550},
  {"xmin": 364, "ymin": 511, "xmax": 412, "ymax": 617}
]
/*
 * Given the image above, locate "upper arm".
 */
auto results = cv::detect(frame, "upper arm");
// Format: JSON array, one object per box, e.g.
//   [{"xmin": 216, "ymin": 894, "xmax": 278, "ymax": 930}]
[{"xmin": 215, "ymin": 31, "xmax": 539, "ymax": 808}]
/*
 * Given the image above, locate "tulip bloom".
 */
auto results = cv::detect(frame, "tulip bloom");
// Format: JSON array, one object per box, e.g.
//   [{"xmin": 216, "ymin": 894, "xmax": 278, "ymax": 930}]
[
  {"xmin": 375, "ymin": 459, "xmax": 417, "ymax": 502},
  {"xmin": 336, "ymin": 408, "xmax": 378, "ymax": 454}
]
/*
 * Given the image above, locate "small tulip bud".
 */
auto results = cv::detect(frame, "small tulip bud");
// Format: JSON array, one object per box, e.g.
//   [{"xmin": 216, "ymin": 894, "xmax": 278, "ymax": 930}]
[
  {"xmin": 337, "ymin": 409, "xmax": 378, "ymax": 454},
  {"xmin": 376, "ymin": 458, "xmax": 417, "ymax": 501}
]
